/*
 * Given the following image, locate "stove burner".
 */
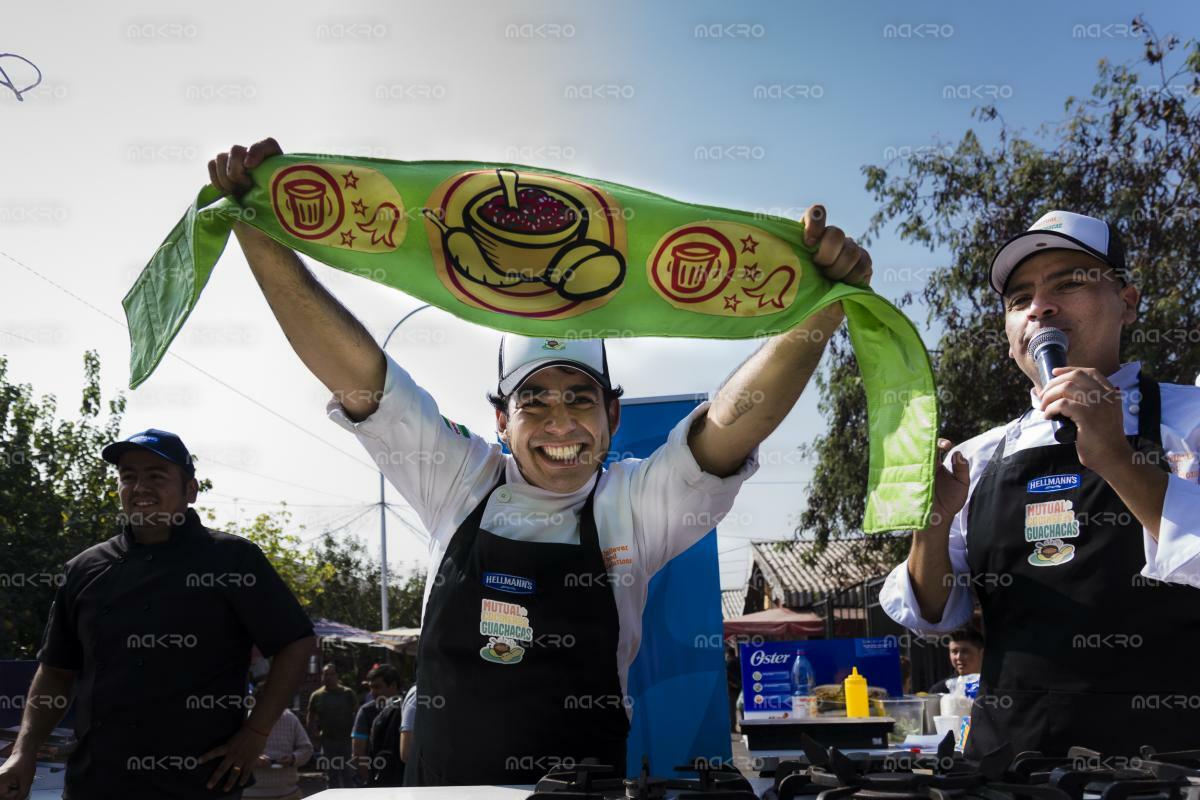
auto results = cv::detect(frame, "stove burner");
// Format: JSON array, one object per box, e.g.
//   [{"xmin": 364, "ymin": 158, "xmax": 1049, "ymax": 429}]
[
  {"xmin": 528, "ymin": 756, "xmax": 757, "ymax": 800},
  {"xmin": 529, "ymin": 736, "xmax": 1200, "ymax": 800}
]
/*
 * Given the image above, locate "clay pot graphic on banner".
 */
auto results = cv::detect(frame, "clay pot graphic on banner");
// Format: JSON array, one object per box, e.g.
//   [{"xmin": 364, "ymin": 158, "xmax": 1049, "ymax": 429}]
[{"xmin": 422, "ymin": 168, "xmax": 628, "ymax": 318}]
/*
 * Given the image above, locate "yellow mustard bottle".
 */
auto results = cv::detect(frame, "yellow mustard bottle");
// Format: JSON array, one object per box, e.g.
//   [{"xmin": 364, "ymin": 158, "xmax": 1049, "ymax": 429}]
[{"xmin": 844, "ymin": 666, "xmax": 869, "ymax": 718}]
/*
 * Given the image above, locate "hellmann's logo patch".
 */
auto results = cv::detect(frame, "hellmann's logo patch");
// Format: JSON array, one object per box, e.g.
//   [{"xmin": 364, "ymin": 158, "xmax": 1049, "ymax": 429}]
[
  {"xmin": 483, "ymin": 572, "xmax": 535, "ymax": 595},
  {"xmin": 1027, "ymin": 474, "xmax": 1080, "ymax": 494}
]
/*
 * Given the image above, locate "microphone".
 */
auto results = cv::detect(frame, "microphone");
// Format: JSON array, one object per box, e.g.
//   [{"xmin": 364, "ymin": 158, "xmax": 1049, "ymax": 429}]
[{"xmin": 1029, "ymin": 327, "xmax": 1077, "ymax": 444}]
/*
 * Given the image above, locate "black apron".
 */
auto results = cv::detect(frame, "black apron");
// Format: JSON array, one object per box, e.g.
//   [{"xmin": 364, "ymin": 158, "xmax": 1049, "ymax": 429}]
[
  {"xmin": 964, "ymin": 374, "xmax": 1200, "ymax": 757},
  {"xmin": 406, "ymin": 476, "xmax": 630, "ymax": 786}
]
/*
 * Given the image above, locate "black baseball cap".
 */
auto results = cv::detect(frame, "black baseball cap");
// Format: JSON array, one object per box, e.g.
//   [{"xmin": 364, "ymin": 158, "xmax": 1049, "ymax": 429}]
[{"xmin": 102, "ymin": 428, "xmax": 195, "ymax": 476}]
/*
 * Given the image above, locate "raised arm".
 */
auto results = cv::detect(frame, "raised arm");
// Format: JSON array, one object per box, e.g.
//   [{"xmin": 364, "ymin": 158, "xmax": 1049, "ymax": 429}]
[
  {"xmin": 687, "ymin": 205, "xmax": 872, "ymax": 477},
  {"xmin": 208, "ymin": 138, "xmax": 385, "ymax": 421}
]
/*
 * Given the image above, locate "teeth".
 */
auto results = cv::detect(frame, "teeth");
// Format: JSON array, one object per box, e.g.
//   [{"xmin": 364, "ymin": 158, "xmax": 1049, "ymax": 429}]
[{"xmin": 541, "ymin": 444, "xmax": 582, "ymax": 461}]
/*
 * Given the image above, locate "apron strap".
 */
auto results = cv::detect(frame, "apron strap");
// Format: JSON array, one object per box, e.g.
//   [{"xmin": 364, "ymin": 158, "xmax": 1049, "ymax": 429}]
[{"xmin": 1134, "ymin": 371, "xmax": 1163, "ymax": 447}]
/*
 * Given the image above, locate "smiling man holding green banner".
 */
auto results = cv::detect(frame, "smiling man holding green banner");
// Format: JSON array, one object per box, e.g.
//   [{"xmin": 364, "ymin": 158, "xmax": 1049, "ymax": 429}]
[
  {"xmin": 121, "ymin": 136, "xmax": 936, "ymax": 785},
  {"xmin": 200, "ymin": 137, "xmax": 872, "ymax": 784}
]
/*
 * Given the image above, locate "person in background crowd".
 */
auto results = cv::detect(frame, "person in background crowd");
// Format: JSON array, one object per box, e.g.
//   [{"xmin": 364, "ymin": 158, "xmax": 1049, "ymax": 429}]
[
  {"xmin": 306, "ymin": 663, "xmax": 357, "ymax": 789},
  {"xmin": 927, "ymin": 628, "xmax": 984, "ymax": 693},
  {"xmin": 0, "ymin": 428, "xmax": 315, "ymax": 800},
  {"xmin": 351, "ymin": 664, "xmax": 400, "ymax": 785},
  {"xmin": 242, "ymin": 680, "xmax": 313, "ymax": 800},
  {"xmin": 364, "ymin": 681, "xmax": 414, "ymax": 787},
  {"xmin": 399, "ymin": 682, "xmax": 418, "ymax": 768}
]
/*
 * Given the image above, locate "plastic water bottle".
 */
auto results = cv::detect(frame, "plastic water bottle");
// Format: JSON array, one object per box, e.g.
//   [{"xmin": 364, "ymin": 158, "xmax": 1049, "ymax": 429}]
[{"xmin": 791, "ymin": 653, "xmax": 815, "ymax": 698}]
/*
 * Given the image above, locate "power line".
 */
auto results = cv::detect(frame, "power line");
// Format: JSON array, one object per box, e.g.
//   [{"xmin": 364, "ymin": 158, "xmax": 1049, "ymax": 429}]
[
  {"xmin": 298, "ymin": 505, "xmax": 378, "ymax": 545},
  {"xmin": 201, "ymin": 456, "xmax": 371, "ymax": 502},
  {"xmin": 0, "ymin": 247, "xmax": 376, "ymax": 473},
  {"xmin": 384, "ymin": 503, "xmax": 432, "ymax": 546},
  {"xmin": 320, "ymin": 506, "xmax": 377, "ymax": 538},
  {"xmin": 0, "ymin": 330, "xmax": 39, "ymax": 344},
  {"xmin": 202, "ymin": 492, "xmax": 367, "ymax": 509}
]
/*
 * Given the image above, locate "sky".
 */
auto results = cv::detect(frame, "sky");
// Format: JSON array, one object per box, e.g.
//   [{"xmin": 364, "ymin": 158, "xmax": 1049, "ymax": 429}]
[{"xmin": 3, "ymin": 1, "xmax": 1196, "ymax": 599}]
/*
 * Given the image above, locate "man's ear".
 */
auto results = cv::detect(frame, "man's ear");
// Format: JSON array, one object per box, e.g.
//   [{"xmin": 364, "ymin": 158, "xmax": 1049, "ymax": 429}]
[
  {"xmin": 184, "ymin": 477, "xmax": 199, "ymax": 504},
  {"xmin": 495, "ymin": 408, "xmax": 509, "ymax": 441},
  {"xmin": 607, "ymin": 398, "xmax": 621, "ymax": 438},
  {"xmin": 1119, "ymin": 282, "xmax": 1140, "ymax": 327}
]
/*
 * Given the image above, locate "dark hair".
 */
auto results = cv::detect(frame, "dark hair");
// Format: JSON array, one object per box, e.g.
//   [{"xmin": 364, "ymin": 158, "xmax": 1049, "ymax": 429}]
[
  {"xmin": 949, "ymin": 627, "xmax": 984, "ymax": 648},
  {"xmin": 365, "ymin": 663, "xmax": 400, "ymax": 688},
  {"xmin": 487, "ymin": 384, "xmax": 625, "ymax": 415}
]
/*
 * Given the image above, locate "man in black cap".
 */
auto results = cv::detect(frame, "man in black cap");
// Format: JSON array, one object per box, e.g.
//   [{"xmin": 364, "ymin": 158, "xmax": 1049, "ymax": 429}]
[
  {"xmin": 881, "ymin": 210, "xmax": 1200, "ymax": 755},
  {"xmin": 0, "ymin": 429, "xmax": 316, "ymax": 800}
]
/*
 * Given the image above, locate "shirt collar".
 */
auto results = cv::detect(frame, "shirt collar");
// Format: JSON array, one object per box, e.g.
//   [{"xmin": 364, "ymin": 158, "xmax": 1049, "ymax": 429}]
[{"xmin": 1026, "ymin": 361, "xmax": 1141, "ymax": 412}]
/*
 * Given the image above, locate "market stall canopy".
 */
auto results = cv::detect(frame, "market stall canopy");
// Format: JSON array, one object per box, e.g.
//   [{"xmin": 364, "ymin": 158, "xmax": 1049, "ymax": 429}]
[
  {"xmin": 312, "ymin": 618, "xmax": 378, "ymax": 645},
  {"xmin": 312, "ymin": 618, "xmax": 418, "ymax": 653},
  {"xmin": 375, "ymin": 627, "xmax": 421, "ymax": 656},
  {"xmin": 723, "ymin": 607, "xmax": 826, "ymax": 639}
]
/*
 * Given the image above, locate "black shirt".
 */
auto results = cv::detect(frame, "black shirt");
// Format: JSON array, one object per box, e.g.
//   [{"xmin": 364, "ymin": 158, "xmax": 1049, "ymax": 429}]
[
  {"xmin": 38, "ymin": 508, "xmax": 314, "ymax": 800},
  {"xmin": 367, "ymin": 695, "xmax": 407, "ymax": 787}
]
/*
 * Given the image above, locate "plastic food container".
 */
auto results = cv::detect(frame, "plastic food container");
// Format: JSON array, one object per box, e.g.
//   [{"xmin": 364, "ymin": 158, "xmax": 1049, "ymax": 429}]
[{"xmin": 875, "ymin": 697, "xmax": 928, "ymax": 743}]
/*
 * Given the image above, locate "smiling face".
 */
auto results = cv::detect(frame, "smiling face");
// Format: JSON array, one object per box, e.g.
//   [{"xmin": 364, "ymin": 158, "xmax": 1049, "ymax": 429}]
[
  {"xmin": 116, "ymin": 449, "xmax": 198, "ymax": 535},
  {"xmin": 497, "ymin": 366, "xmax": 620, "ymax": 494},
  {"xmin": 1002, "ymin": 250, "xmax": 1139, "ymax": 386}
]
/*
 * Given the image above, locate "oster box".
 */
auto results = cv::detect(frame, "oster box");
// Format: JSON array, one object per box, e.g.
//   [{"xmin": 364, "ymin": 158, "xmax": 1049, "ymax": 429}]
[{"xmin": 739, "ymin": 638, "xmax": 902, "ymax": 719}]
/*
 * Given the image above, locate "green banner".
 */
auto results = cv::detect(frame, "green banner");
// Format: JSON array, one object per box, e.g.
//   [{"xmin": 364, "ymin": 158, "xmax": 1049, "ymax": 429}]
[{"xmin": 123, "ymin": 154, "xmax": 937, "ymax": 532}]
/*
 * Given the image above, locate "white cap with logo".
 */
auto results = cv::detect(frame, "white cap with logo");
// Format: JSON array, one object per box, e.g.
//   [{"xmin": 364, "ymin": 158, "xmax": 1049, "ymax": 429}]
[
  {"xmin": 989, "ymin": 210, "xmax": 1129, "ymax": 295},
  {"xmin": 497, "ymin": 334, "xmax": 611, "ymax": 395}
]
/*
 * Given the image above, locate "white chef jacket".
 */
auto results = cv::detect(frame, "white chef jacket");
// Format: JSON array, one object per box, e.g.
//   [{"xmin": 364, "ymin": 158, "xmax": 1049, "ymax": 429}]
[
  {"xmin": 881, "ymin": 361, "xmax": 1200, "ymax": 634},
  {"xmin": 328, "ymin": 354, "xmax": 759, "ymax": 701}
]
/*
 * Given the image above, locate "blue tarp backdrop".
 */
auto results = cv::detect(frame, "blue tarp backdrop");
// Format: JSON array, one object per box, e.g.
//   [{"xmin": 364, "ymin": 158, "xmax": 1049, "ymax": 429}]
[{"xmin": 608, "ymin": 394, "xmax": 731, "ymax": 777}]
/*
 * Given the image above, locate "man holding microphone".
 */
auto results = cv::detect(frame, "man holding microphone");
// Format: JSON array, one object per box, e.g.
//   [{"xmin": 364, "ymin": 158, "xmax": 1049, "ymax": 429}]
[{"xmin": 882, "ymin": 211, "xmax": 1200, "ymax": 755}]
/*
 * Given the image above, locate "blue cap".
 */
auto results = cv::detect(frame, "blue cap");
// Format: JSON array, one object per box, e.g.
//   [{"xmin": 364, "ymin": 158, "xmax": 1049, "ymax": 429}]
[{"xmin": 102, "ymin": 428, "xmax": 195, "ymax": 476}]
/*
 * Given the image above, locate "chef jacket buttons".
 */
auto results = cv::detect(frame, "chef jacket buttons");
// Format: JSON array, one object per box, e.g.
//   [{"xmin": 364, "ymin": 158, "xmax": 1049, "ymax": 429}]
[
  {"xmin": 497, "ymin": 489, "xmax": 511, "ymax": 502},
  {"xmin": 101, "ymin": 606, "xmax": 111, "ymax": 615},
  {"xmin": 143, "ymin": 602, "xmax": 151, "ymax": 611},
  {"xmin": 117, "ymin": 556, "xmax": 126, "ymax": 564},
  {"xmin": 135, "ymin": 658, "xmax": 144, "ymax": 667},
  {"xmin": 145, "ymin": 554, "xmax": 154, "ymax": 561},
  {"xmin": 1129, "ymin": 403, "xmax": 1140, "ymax": 415}
]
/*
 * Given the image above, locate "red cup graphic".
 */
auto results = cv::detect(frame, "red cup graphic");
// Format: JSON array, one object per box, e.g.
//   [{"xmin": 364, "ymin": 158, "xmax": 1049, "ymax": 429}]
[
  {"xmin": 283, "ymin": 178, "xmax": 332, "ymax": 231},
  {"xmin": 669, "ymin": 241, "xmax": 721, "ymax": 294}
]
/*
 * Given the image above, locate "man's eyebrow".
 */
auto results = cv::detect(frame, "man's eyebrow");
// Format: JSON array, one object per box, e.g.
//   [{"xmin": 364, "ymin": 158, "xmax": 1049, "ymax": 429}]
[
  {"xmin": 1004, "ymin": 267, "xmax": 1088, "ymax": 297},
  {"xmin": 568, "ymin": 384, "xmax": 599, "ymax": 395}
]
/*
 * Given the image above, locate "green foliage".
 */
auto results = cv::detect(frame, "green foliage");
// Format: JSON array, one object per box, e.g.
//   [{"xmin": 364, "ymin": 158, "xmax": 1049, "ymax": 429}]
[
  {"xmin": 800, "ymin": 19, "xmax": 1200, "ymax": 562},
  {"xmin": 306, "ymin": 531, "xmax": 426, "ymax": 632},
  {"xmin": 202, "ymin": 509, "xmax": 426, "ymax": 632},
  {"xmin": 0, "ymin": 350, "xmax": 426, "ymax": 657},
  {"xmin": 0, "ymin": 352, "xmax": 126, "ymax": 657},
  {"xmin": 201, "ymin": 506, "xmax": 336, "ymax": 608}
]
